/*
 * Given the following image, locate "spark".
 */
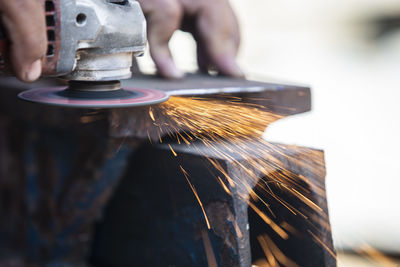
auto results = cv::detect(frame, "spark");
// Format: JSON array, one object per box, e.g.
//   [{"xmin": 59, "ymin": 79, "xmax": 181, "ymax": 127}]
[
  {"xmin": 307, "ymin": 229, "xmax": 337, "ymax": 259},
  {"xmin": 80, "ymin": 114, "xmax": 104, "ymax": 124},
  {"xmin": 20, "ymin": 91, "xmax": 398, "ymax": 266},
  {"xmin": 201, "ymin": 229, "xmax": 218, "ymax": 267},
  {"xmin": 360, "ymin": 245, "xmax": 400, "ymax": 266},
  {"xmin": 147, "ymin": 131, "xmax": 153, "ymax": 144},
  {"xmin": 280, "ymin": 221, "xmax": 299, "ymax": 236},
  {"xmin": 336, "ymin": 235, "xmax": 400, "ymax": 266},
  {"xmin": 249, "ymin": 202, "xmax": 288, "ymax": 240},
  {"xmin": 291, "ymin": 188, "xmax": 323, "ymax": 213},
  {"xmin": 257, "ymin": 235, "xmax": 279, "ymax": 267},
  {"xmin": 168, "ymin": 144, "xmax": 178, "ymax": 157},
  {"xmin": 180, "ymin": 165, "xmax": 211, "ymax": 229},
  {"xmin": 217, "ymin": 176, "xmax": 232, "ymax": 195},
  {"xmin": 232, "ymin": 219, "xmax": 243, "ymax": 239},
  {"xmin": 148, "ymin": 96, "xmax": 334, "ymax": 264},
  {"xmin": 113, "ymin": 136, "xmax": 127, "ymax": 156},
  {"xmin": 149, "ymin": 106, "xmax": 155, "ymax": 121},
  {"xmin": 258, "ymin": 234, "xmax": 300, "ymax": 267}
]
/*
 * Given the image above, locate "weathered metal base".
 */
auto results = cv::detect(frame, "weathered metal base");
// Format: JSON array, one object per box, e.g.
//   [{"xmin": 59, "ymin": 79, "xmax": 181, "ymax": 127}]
[
  {"xmin": 0, "ymin": 118, "xmax": 134, "ymax": 265},
  {"xmin": 89, "ymin": 141, "xmax": 335, "ymax": 267}
]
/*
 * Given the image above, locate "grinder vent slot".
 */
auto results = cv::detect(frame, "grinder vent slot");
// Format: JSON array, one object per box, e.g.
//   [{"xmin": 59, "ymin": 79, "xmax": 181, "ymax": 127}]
[
  {"xmin": 47, "ymin": 44, "xmax": 55, "ymax": 56},
  {"xmin": 47, "ymin": 30, "xmax": 55, "ymax": 41},
  {"xmin": 45, "ymin": 1, "xmax": 55, "ymax": 12},
  {"xmin": 46, "ymin": 15, "xmax": 55, "ymax": 26},
  {"xmin": 108, "ymin": 0, "xmax": 129, "ymax": 6},
  {"xmin": 45, "ymin": 0, "xmax": 57, "ymax": 57}
]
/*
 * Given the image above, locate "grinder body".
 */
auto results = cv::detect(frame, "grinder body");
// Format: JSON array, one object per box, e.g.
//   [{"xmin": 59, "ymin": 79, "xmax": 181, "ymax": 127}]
[
  {"xmin": 0, "ymin": 0, "xmax": 147, "ymax": 81},
  {"xmin": 0, "ymin": 0, "xmax": 169, "ymax": 108}
]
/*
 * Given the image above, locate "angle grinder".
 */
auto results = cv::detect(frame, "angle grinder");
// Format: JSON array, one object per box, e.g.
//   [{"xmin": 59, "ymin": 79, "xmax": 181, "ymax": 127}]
[{"xmin": 0, "ymin": 0, "xmax": 169, "ymax": 108}]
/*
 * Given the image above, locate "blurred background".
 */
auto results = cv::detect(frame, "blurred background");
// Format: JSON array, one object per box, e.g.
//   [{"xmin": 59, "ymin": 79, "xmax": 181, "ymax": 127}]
[{"xmin": 138, "ymin": 0, "xmax": 400, "ymax": 266}]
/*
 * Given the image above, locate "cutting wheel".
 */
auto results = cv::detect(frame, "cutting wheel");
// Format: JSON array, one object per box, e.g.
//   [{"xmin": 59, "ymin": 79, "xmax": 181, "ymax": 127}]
[{"xmin": 18, "ymin": 81, "xmax": 169, "ymax": 108}]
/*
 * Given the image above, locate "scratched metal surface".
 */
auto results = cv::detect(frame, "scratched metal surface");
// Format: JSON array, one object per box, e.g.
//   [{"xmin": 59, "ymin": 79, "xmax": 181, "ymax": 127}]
[{"xmin": 123, "ymin": 74, "xmax": 306, "ymax": 96}]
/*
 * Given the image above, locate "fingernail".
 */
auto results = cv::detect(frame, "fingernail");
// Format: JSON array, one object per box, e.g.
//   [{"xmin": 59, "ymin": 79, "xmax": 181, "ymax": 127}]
[
  {"xmin": 24, "ymin": 59, "xmax": 42, "ymax": 82},
  {"xmin": 169, "ymin": 66, "xmax": 184, "ymax": 79},
  {"xmin": 160, "ymin": 59, "xmax": 184, "ymax": 79},
  {"xmin": 224, "ymin": 57, "xmax": 245, "ymax": 78},
  {"xmin": 231, "ymin": 63, "xmax": 245, "ymax": 78},
  {"xmin": 166, "ymin": 65, "xmax": 184, "ymax": 80}
]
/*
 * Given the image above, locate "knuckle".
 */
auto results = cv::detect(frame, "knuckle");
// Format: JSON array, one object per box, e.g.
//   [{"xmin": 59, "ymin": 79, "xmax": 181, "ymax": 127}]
[{"xmin": 155, "ymin": 0, "xmax": 182, "ymax": 20}]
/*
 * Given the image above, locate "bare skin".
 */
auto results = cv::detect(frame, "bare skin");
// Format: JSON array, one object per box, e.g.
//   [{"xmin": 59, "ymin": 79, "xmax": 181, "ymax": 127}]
[
  {"xmin": 0, "ymin": 0, "xmax": 47, "ymax": 82},
  {"xmin": 137, "ymin": 0, "xmax": 243, "ymax": 79}
]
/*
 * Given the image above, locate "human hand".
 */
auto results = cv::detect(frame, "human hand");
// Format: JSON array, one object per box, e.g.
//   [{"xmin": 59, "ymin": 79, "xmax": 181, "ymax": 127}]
[
  {"xmin": 0, "ymin": 0, "xmax": 47, "ymax": 82},
  {"xmin": 137, "ymin": 0, "xmax": 243, "ymax": 79}
]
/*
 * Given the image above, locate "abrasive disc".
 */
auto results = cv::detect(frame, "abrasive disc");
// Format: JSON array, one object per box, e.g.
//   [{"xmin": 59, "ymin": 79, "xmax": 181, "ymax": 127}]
[{"xmin": 18, "ymin": 87, "xmax": 169, "ymax": 108}]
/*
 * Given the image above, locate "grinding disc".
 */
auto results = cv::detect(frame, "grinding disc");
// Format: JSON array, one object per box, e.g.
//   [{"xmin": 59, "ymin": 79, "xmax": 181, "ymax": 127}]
[{"xmin": 18, "ymin": 87, "xmax": 169, "ymax": 108}]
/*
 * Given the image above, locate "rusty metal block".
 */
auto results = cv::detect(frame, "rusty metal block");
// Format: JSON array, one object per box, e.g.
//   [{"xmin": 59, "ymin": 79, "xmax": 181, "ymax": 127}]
[{"xmin": 89, "ymin": 141, "xmax": 336, "ymax": 267}]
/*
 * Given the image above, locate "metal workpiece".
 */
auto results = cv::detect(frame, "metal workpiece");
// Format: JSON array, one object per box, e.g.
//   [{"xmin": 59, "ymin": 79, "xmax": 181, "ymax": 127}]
[
  {"xmin": 58, "ymin": 0, "xmax": 146, "ymax": 81},
  {"xmin": 0, "ymin": 74, "xmax": 310, "ymax": 137}
]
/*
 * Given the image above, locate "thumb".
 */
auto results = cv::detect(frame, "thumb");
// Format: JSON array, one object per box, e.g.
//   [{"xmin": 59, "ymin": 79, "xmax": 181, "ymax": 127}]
[{"xmin": 0, "ymin": 0, "xmax": 47, "ymax": 82}]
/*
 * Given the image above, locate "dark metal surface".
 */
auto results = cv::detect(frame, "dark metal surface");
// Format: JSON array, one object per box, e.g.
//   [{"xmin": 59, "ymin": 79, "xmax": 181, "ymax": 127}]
[
  {"xmin": 89, "ymin": 141, "xmax": 335, "ymax": 267},
  {"xmin": 0, "ymin": 117, "xmax": 136, "ymax": 265},
  {"xmin": 124, "ymin": 74, "xmax": 306, "ymax": 96}
]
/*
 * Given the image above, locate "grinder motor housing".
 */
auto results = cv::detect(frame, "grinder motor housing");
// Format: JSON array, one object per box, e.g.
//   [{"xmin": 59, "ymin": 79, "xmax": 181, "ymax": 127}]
[{"xmin": 0, "ymin": 0, "xmax": 147, "ymax": 82}]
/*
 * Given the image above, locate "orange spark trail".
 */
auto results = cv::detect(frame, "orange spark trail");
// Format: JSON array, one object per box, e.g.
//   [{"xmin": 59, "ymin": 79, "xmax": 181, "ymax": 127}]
[
  {"xmin": 168, "ymin": 144, "xmax": 178, "ymax": 157},
  {"xmin": 249, "ymin": 202, "xmax": 288, "ymax": 240},
  {"xmin": 259, "ymin": 235, "xmax": 300, "ymax": 267},
  {"xmin": 217, "ymin": 176, "xmax": 232, "ymax": 195},
  {"xmin": 257, "ymin": 235, "xmax": 279, "ymax": 267},
  {"xmin": 307, "ymin": 230, "xmax": 337, "ymax": 259},
  {"xmin": 148, "ymin": 96, "xmax": 334, "ymax": 264},
  {"xmin": 180, "ymin": 165, "xmax": 211, "ymax": 229},
  {"xmin": 201, "ymin": 230, "xmax": 218, "ymax": 267},
  {"xmin": 149, "ymin": 107, "xmax": 155, "ymax": 121}
]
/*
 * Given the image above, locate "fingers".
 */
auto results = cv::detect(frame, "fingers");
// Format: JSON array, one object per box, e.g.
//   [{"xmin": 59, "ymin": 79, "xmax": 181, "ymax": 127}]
[
  {"xmin": 188, "ymin": 0, "xmax": 244, "ymax": 77},
  {"xmin": 0, "ymin": 0, "xmax": 47, "ymax": 82},
  {"xmin": 138, "ymin": 0, "xmax": 184, "ymax": 79},
  {"xmin": 138, "ymin": 0, "xmax": 243, "ymax": 78}
]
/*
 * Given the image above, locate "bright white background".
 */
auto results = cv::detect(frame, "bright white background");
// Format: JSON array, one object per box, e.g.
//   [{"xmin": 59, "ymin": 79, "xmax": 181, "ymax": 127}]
[{"xmin": 138, "ymin": 0, "xmax": 400, "ymax": 256}]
